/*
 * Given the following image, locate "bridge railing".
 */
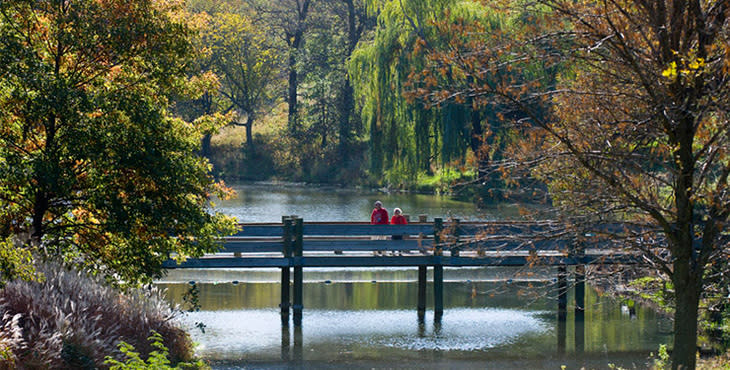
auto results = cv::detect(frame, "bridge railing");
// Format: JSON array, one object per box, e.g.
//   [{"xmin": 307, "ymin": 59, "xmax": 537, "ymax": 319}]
[
  {"xmin": 216, "ymin": 218, "xmax": 583, "ymax": 256},
  {"xmin": 162, "ymin": 217, "xmax": 640, "ymax": 270},
  {"xmin": 223, "ymin": 220, "xmax": 438, "ymax": 255}
]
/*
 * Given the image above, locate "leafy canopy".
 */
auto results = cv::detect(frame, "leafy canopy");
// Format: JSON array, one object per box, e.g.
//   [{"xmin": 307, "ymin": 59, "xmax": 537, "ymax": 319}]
[{"xmin": 0, "ymin": 0, "xmax": 237, "ymax": 285}]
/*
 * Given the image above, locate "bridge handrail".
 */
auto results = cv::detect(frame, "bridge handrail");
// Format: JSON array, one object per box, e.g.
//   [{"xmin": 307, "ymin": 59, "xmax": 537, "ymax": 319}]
[{"xmin": 164, "ymin": 218, "xmax": 640, "ymax": 269}]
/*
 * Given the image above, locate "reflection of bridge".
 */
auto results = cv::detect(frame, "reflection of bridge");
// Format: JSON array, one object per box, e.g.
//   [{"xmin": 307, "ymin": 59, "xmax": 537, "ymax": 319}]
[{"xmin": 163, "ymin": 217, "xmax": 640, "ymax": 353}]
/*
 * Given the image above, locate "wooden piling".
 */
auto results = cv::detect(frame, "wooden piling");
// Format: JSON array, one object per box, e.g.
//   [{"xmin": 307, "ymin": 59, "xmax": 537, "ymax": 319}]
[
  {"xmin": 280, "ymin": 217, "xmax": 292, "ymax": 325},
  {"xmin": 293, "ymin": 217, "xmax": 304, "ymax": 326},
  {"xmin": 433, "ymin": 218, "xmax": 444, "ymax": 319},
  {"xmin": 434, "ymin": 264, "xmax": 443, "ymax": 319},
  {"xmin": 417, "ymin": 265, "xmax": 427, "ymax": 320}
]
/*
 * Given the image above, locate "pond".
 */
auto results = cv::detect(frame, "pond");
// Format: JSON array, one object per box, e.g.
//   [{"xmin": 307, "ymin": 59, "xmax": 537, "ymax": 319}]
[
  {"xmin": 158, "ymin": 182, "xmax": 673, "ymax": 369},
  {"xmin": 212, "ymin": 182, "xmax": 525, "ymax": 222}
]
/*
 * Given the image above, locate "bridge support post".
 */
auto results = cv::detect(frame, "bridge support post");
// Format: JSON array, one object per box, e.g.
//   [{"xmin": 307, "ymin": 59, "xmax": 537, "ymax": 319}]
[
  {"xmin": 293, "ymin": 217, "xmax": 304, "ymax": 326},
  {"xmin": 433, "ymin": 218, "xmax": 444, "ymax": 320},
  {"xmin": 557, "ymin": 265, "xmax": 568, "ymax": 354},
  {"xmin": 434, "ymin": 264, "xmax": 443, "ymax": 320},
  {"xmin": 451, "ymin": 219, "xmax": 461, "ymax": 257},
  {"xmin": 281, "ymin": 217, "xmax": 292, "ymax": 325},
  {"xmin": 417, "ymin": 265, "xmax": 427, "ymax": 320}
]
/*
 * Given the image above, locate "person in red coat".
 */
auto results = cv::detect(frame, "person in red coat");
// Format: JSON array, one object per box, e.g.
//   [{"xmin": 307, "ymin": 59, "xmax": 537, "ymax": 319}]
[
  {"xmin": 370, "ymin": 200, "xmax": 389, "ymax": 224},
  {"xmin": 390, "ymin": 208, "xmax": 407, "ymax": 224}
]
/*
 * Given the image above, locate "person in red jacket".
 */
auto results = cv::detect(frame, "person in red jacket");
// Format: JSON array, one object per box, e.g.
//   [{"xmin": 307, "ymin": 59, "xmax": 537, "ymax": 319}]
[
  {"xmin": 390, "ymin": 208, "xmax": 407, "ymax": 224},
  {"xmin": 370, "ymin": 200, "xmax": 389, "ymax": 224}
]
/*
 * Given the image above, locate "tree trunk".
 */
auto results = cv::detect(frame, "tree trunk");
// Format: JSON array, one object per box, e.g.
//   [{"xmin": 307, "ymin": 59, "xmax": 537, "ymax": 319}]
[
  {"xmin": 201, "ymin": 134, "xmax": 212, "ymax": 157},
  {"xmin": 32, "ymin": 190, "xmax": 48, "ymax": 247},
  {"xmin": 286, "ymin": 0, "xmax": 311, "ymax": 134},
  {"xmin": 287, "ymin": 50, "xmax": 299, "ymax": 133},
  {"xmin": 338, "ymin": 78, "xmax": 354, "ymax": 164},
  {"xmin": 469, "ymin": 107, "xmax": 487, "ymax": 181},
  {"xmin": 671, "ymin": 253, "xmax": 702, "ymax": 370},
  {"xmin": 337, "ymin": 0, "xmax": 359, "ymax": 165},
  {"xmin": 245, "ymin": 115, "xmax": 255, "ymax": 154}
]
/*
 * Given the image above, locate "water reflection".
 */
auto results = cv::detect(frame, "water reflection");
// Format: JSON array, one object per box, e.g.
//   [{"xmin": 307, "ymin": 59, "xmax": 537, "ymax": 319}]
[
  {"xmin": 158, "ymin": 267, "xmax": 672, "ymax": 368},
  {"xmin": 213, "ymin": 182, "xmax": 524, "ymax": 222},
  {"xmin": 179, "ymin": 308, "xmax": 552, "ymax": 361}
]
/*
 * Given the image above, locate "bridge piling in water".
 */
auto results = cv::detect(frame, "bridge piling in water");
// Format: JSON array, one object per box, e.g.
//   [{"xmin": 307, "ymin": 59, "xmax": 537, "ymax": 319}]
[
  {"xmin": 433, "ymin": 218, "xmax": 444, "ymax": 319},
  {"xmin": 280, "ymin": 217, "xmax": 292, "ymax": 325},
  {"xmin": 293, "ymin": 217, "xmax": 304, "ymax": 326},
  {"xmin": 417, "ymin": 265, "xmax": 427, "ymax": 320}
]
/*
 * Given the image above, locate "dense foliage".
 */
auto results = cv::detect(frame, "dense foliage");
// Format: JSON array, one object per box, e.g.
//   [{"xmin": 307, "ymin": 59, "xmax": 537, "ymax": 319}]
[
  {"xmin": 0, "ymin": 0, "xmax": 237, "ymax": 285},
  {"xmin": 410, "ymin": 0, "xmax": 729, "ymax": 368},
  {"xmin": 183, "ymin": 0, "xmax": 553, "ymax": 195}
]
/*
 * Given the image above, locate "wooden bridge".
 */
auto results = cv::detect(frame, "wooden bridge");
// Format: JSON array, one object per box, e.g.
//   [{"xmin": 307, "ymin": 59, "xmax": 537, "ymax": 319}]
[{"xmin": 164, "ymin": 215, "xmax": 637, "ymax": 353}]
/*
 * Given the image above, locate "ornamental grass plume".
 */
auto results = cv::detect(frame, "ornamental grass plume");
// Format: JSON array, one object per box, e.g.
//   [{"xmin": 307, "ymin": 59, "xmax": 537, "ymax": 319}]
[{"xmin": 0, "ymin": 261, "xmax": 194, "ymax": 369}]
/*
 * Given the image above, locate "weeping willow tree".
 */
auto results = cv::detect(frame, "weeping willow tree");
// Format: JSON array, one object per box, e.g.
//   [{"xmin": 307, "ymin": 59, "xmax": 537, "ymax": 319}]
[
  {"xmin": 349, "ymin": 0, "xmax": 543, "ymax": 190},
  {"xmin": 350, "ymin": 0, "xmax": 454, "ymax": 185}
]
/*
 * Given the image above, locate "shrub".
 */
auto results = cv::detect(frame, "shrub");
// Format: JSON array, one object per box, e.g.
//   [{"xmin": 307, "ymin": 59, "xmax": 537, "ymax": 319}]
[
  {"xmin": 105, "ymin": 331, "xmax": 208, "ymax": 370},
  {"xmin": 0, "ymin": 261, "xmax": 195, "ymax": 368}
]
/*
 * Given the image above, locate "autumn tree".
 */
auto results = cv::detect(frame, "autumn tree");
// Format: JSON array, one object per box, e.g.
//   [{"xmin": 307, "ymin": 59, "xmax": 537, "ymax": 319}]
[
  {"xmin": 0, "ymin": 0, "xmax": 237, "ymax": 285},
  {"xmin": 203, "ymin": 10, "xmax": 283, "ymax": 154},
  {"xmin": 412, "ymin": 0, "xmax": 729, "ymax": 368}
]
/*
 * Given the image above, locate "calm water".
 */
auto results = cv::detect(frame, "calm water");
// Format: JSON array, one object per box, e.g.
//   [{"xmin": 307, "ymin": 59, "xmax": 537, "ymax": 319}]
[
  {"xmin": 213, "ymin": 182, "xmax": 524, "ymax": 222},
  {"xmin": 159, "ymin": 183, "xmax": 673, "ymax": 369}
]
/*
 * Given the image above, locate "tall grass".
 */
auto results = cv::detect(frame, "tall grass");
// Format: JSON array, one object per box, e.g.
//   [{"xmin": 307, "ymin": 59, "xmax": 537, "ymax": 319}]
[{"xmin": 0, "ymin": 261, "xmax": 194, "ymax": 369}]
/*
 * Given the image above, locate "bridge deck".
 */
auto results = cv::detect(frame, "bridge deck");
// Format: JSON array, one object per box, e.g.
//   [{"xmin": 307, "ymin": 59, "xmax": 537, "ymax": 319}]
[
  {"xmin": 163, "ymin": 218, "xmax": 636, "ymax": 327},
  {"xmin": 163, "ymin": 220, "xmax": 636, "ymax": 269}
]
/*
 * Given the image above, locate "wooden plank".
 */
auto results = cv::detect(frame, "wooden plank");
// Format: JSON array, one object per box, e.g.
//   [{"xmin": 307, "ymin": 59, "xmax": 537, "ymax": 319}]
[
  {"xmin": 162, "ymin": 258, "xmax": 290, "ymax": 268},
  {"xmin": 221, "ymin": 240, "xmax": 283, "ymax": 253},
  {"xmin": 162, "ymin": 252, "xmax": 637, "ymax": 269},
  {"xmin": 218, "ymin": 238, "xmax": 575, "ymax": 253},
  {"xmin": 303, "ymin": 223, "xmax": 435, "ymax": 236},
  {"xmin": 232, "ymin": 224, "xmax": 284, "ymax": 237},
  {"xmin": 229, "ymin": 221, "xmax": 659, "ymax": 240},
  {"xmin": 291, "ymin": 239, "xmax": 426, "ymax": 251},
  {"xmin": 231, "ymin": 222, "xmax": 435, "ymax": 237}
]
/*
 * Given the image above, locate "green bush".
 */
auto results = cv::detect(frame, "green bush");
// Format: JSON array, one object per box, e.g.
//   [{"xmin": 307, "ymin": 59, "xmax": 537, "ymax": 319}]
[{"xmin": 105, "ymin": 331, "xmax": 208, "ymax": 370}]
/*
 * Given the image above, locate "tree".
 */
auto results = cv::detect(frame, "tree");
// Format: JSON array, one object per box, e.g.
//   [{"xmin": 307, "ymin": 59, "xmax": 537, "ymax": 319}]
[
  {"xmin": 203, "ymin": 10, "xmax": 283, "ymax": 154},
  {"xmin": 413, "ymin": 0, "xmax": 729, "ymax": 368},
  {"xmin": 350, "ymin": 0, "xmax": 532, "ymax": 187},
  {"xmin": 329, "ymin": 0, "xmax": 373, "ymax": 167},
  {"xmin": 254, "ymin": 0, "xmax": 313, "ymax": 134},
  {"xmin": 0, "ymin": 0, "xmax": 237, "ymax": 285}
]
